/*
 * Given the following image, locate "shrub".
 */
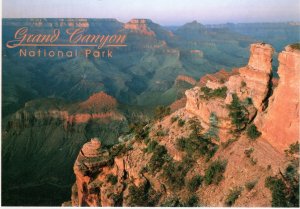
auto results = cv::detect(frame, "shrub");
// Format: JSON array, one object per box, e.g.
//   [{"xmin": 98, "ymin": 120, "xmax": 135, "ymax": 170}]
[
  {"xmin": 178, "ymin": 119, "xmax": 185, "ymax": 127},
  {"xmin": 148, "ymin": 145, "xmax": 168, "ymax": 173},
  {"xmin": 176, "ymin": 134, "xmax": 218, "ymax": 160},
  {"xmin": 161, "ymin": 197, "xmax": 182, "ymax": 207},
  {"xmin": 129, "ymin": 122, "xmax": 150, "ymax": 141},
  {"xmin": 245, "ymin": 180, "xmax": 257, "ymax": 191},
  {"xmin": 200, "ymin": 86, "xmax": 227, "ymax": 100},
  {"xmin": 188, "ymin": 118, "xmax": 203, "ymax": 136},
  {"xmin": 227, "ymin": 94, "xmax": 248, "ymax": 131},
  {"xmin": 146, "ymin": 140, "xmax": 158, "ymax": 153},
  {"xmin": 284, "ymin": 141, "xmax": 300, "ymax": 157},
  {"xmin": 206, "ymin": 112, "xmax": 219, "ymax": 141},
  {"xmin": 154, "ymin": 106, "xmax": 171, "ymax": 120},
  {"xmin": 187, "ymin": 175, "xmax": 202, "ymax": 192},
  {"xmin": 156, "ymin": 130, "xmax": 167, "ymax": 136},
  {"xmin": 241, "ymin": 81, "xmax": 246, "ymax": 87},
  {"xmin": 185, "ymin": 195, "xmax": 199, "ymax": 207},
  {"xmin": 170, "ymin": 116, "xmax": 179, "ymax": 123},
  {"xmin": 163, "ymin": 156, "xmax": 194, "ymax": 190},
  {"xmin": 107, "ymin": 174, "xmax": 118, "ymax": 185},
  {"xmin": 225, "ymin": 187, "xmax": 243, "ymax": 206},
  {"xmin": 265, "ymin": 176, "xmax": 288, "ymax": 207},
  {"xmin": 221, "ymin": 138, "xmax": 238, "ymax": 149},
  {"xmin": 204, "ymin": 159, "xmax": 227, "ymax": 185},
  {"xmin": 128, "ymin": 183, "xmax": 161, "ymax": 206},
  {"xmin": 246, "ymin": 124, "xmax": 261, "ymax": 140},
  {"xmin": 244, "ymin": 147, "xmax": 254, "ymax": 158}
]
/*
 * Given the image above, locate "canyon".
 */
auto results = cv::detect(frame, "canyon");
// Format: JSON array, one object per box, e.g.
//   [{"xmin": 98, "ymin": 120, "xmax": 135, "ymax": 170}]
[{"xmin": 63, "ymin": 43, "xmax": 299, "ymax": 206}]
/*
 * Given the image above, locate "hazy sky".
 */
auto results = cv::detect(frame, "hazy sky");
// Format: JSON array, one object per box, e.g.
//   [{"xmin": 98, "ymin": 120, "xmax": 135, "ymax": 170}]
[{"xmin": 3, "ymin": 0, "xmax": 300, "ymax": 25}]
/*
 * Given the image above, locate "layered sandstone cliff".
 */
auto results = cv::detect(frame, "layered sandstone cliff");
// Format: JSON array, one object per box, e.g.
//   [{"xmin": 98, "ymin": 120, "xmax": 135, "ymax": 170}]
[
  {"xmin": 6, "ymin": 92, "xmax": 124, "ymax": 130},
  {"xmin": 258, "ymin": 45, "xmax": 300, "ymax": 152}
]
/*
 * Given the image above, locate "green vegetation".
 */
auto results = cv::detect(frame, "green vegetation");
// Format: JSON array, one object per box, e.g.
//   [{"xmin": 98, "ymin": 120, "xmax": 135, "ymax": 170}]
[
  {"xmin": 146, "ymin": 140, "xmax": 158, "ymax": 153},
  {"xmin": 170, "ymin": 116, "xmax": 179, "ymax": 123},
  {"xmin": 128, "ymin": 182, "xmax": 161, "ymax": 206},
  {"xmin": 162, "ymin": 157, "xmax": 194, "ymax": 190},
  {"xmin": 154, "ymin": 106, "xmax": 171, "ymax": 120},
  {"xmin": 161, "ymin": 197, "xmax": 183, "ymax": 207},
  {"xmin": 185, "ymin": 195, "xmax": 199, "ymax": 207},
  {"xmin": 155, "ymin": 129, "xmax": 167, "ymax": 136},
  {"xmin": 265, "ymin": 163, "xmax": 299, "ymax": 207},
  {"xmin": 221, "ymin": 138, "xmax": 238, "ymax": 149},
  {"xmin": 206, "ymin": 112, "xmax": 219, "ymax": 141},
  {"xmin": 246, "ymin": 124, "xmax": 261, "ymax": 140},
  {"xmin": 148, "ymin": 144, "xmax": 168, "ymax": 173},
  {"xmin": 245, "ymin": 180, "xmax": 257, "ymax": 191},
  {"xmin": 284, "ymin": 141, "xmax": 299, "ymax": 157},
  {"xmin": 200, "ymin": 86, "xmax": 228, "ymax": 100},
  {"xmin": 188, "ymin": 118, "xmax": 203, "ymax": 136},
  {"xmin": 128, "ymin": 121, "xmax": 150, "ymax": 141},
  {"xmin": 227, "ymin": 94, "xmax": 249, "ymax": 131},
  {"xmin": 110, "ymin": 143, "xmax": 132, "ymax": 158},
  {"xmin": 244, "ymin": 147, "xmax": 257, "ymax": 165},
  {"xmin": 204, "ymin": 159, "xmax": 227, "ymax": 185},
  {"xmin": 187, "ymin": 175, "xmax": 203, "ymax": 192},
  {"xmin": 225, "ymin": 187, "xmax": 243, "ymax": 206},
  {"xmin": 265, "ymin": 177, "xmax": 288, "ymax": 207},
  {"xmin": 177, "ymin": 119, "xmax": 185, "ymax": 127},
  {"xmin": 106, "ymin": 174, "xmax": 118, "ymax": 185},
  {"xmin": 176, "ymin": 133, "xmax": 218, "ymax": 160}
]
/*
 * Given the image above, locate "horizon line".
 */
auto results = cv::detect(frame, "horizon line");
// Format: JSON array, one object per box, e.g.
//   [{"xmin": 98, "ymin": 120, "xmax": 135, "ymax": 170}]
[{"xmin": 2, "ymin": 17, "xmax": 300, "ymax": 26}]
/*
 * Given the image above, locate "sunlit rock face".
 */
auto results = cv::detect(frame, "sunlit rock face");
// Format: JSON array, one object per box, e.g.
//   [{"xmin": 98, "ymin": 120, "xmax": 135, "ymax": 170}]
[
  {"xmin": 259, "ymin": 45, "xmax": 300, "ymax": 152},
  {"xmin": 239, "ymin": 43, "xmax": 274, "ymax": 111},
  {"xmin": 124, "ymin": 19, "xmax": 155, "ymax": 36}
]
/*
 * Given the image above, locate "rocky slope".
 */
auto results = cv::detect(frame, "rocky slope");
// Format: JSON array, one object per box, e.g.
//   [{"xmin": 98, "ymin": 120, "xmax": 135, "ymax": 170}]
[{"xmin": 63, "ymin": 43, "xmax": 299, "ymax": 207}]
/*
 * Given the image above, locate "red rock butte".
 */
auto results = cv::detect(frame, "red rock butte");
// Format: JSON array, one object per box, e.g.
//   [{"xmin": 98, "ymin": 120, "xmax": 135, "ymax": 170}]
[
  {"xmin": 124, "ymin": 19, "xmax": 155, "ymax": 36},
  {"xmin": 81, "ymin": 138, "xmax": 102, "ymax": 158},
  {"xmin": 258, "ymin": 45, "xmax": 300, "ymax": 152}
]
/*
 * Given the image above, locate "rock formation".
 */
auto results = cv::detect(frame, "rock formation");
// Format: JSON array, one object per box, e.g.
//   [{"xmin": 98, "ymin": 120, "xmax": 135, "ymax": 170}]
[
  {"xmin": 259, "ymin": 45, "xmax": 300, "ymax": 152},
  {"xmin": 124, "ymin": 19, "xmax": 155, "ymax": 36},
  {"xmin": 64, "ymin": 43, "xmax": 299, "ymax": 207},
  {"xmin": 6, "ymin": 92, "xmax": 124, "ymax": 130},
  {"xmin": 238, "ymin": 43, "xmax": 274, "ymax": 111},
  {"xmin": 73, "ymin": 138, "xmax": 111, "ymax": 206}
]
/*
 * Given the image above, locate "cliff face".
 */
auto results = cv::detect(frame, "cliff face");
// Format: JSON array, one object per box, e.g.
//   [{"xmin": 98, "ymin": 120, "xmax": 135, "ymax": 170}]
[
  {"xmin": 124, "ymin": 19, "xmax": 155, "ymax": 36},
  {"xmin": 65, "ymin": 43, "xmax": 298, "ymax": 207},
  {"xmin": 259, "ymin": 45, "xmax": 300, "ymax": 152},
  {"xmin": 185, "ymin": 43, "xmax": 273, "ymax": 141},
  {"xmin": 6, "ymin": 92, "xmax": 124, "ymax": 129}
]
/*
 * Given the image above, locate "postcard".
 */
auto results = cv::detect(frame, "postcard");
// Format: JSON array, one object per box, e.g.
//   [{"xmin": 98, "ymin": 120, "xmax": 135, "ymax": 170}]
[{"xmin": 1, "ymin": 0, "xmax": 300, "ymax": 207}]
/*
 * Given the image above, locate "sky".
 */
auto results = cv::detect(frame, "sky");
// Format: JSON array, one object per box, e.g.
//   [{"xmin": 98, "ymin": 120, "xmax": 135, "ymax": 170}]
[{"xmin": 3, "ymin": 0, "xmax": 300, "ymax": 25}]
